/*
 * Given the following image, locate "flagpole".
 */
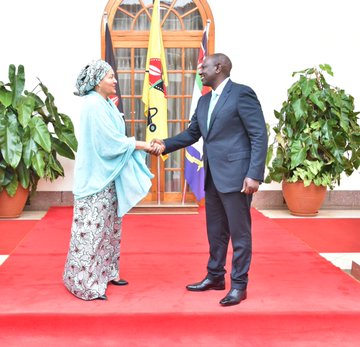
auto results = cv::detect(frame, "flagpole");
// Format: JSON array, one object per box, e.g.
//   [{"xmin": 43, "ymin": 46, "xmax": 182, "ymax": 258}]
[
  {"xmin": 142, "ymin": 0, "xmax": 168, "ymax": 206},
  {"xmin": 157, "ymin": 156, "xmax": 161, "ymax": 205},
  {"xmin": 181, "ymin": 181, "xmax": 187, "ymax": 205}
]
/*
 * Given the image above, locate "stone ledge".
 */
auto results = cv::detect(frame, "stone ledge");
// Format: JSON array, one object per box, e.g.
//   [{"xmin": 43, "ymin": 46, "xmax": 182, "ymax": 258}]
[{"xmin": 252, "ymin": 190, "xmax": 360, "ymax": 210}]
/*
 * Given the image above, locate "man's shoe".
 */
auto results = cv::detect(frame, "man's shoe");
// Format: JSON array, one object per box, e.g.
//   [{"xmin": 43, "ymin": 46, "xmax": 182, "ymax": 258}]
[
  {"xmin": 219, "ymin": 288, "xmax": 247, "ymax": 306},
  {"xmin": 110, "ymin": 279, "xmax": 129, "ymax": 286},
  {"xmin": 94, "ymin": 294, "xmax": 108, "ymax": 300},
  {"xmin": 186, "ymin": 278, "xmax": 225, "ymax": 291}
]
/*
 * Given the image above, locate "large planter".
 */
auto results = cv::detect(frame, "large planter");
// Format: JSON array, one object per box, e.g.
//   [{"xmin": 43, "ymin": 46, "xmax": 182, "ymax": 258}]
[
  {"xmin": 0, "ymin": 185, "xmax": 29, "ymax": 218},
  {"xmin": 282, "ymin": 181, "xmax": 327, "ymax": 217}
]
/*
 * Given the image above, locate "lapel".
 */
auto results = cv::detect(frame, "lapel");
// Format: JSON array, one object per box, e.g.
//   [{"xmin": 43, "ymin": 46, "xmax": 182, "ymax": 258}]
[{"xmin": 206, "ymin": 80, "xmax": 232, "ymax": 138}]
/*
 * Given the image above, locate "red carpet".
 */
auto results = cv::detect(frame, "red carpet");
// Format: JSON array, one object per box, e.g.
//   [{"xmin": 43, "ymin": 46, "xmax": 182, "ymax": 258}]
[
  {"xmin": 0, "ymin": 220, "xmax": 38, "ymax": 254},
  {"xmin": 274, "ymin": 218, "xmax": 360, "ymax": 252},
  {"xmin": 0, "ymin": 207, "xmax": 360, "ymax": 346}
]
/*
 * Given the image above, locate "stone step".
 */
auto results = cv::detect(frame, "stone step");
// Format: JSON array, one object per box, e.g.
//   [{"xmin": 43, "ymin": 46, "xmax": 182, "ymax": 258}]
[{"xmin": 129, "ymin": 202, "xmax": 199, "ymax": 215}]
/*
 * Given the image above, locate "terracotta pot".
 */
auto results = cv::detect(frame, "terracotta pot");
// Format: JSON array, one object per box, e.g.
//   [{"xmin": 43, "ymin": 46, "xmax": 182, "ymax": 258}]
[
  {"xmin": 0, "ymin": 185, "xmax": 29, "ymax": 218},
  {"xmin": 282, "ymin": 181, "xmax": 327, "ymax": 217}
]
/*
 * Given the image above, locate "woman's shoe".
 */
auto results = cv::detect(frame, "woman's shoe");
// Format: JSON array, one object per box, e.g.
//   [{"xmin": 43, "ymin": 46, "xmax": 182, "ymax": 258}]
[
  {"xmin": 110, "ymin": 279, "xmax": 129, "ymax": 286},
  {"xmin": 94, "ymin": 294, "xmax": 108, "ymax": 300}
]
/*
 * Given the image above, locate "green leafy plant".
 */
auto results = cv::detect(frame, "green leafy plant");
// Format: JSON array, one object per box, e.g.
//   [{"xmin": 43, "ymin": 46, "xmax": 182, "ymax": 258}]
[
  {"xmin": 0, "ymin": 64, "xmax": 77, "ymax": 197},
  {"xmin": 265, "ymin": 64, "xmax": 360, "ymax": 189}
]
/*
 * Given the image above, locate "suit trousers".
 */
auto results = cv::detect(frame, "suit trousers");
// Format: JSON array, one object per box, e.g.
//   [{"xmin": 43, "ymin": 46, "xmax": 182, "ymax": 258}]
[{"xmin": 205, "ymin": 168, "xmax": 252, "ymax": 290}]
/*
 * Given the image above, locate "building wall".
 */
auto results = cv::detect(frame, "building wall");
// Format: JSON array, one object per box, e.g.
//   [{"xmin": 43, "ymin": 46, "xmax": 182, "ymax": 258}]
[{"xmin": 1, "ymin": 0, "xmax": 359, "ymax": 206}]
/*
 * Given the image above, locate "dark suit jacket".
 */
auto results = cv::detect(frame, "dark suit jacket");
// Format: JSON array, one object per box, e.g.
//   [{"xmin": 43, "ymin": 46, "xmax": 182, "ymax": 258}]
[{"xmin": 164, "ymin": 79, "xmax": 268, "ymax": 193}]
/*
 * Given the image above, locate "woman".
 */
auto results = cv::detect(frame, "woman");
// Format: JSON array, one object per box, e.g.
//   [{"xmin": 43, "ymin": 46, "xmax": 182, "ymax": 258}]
[{"xmin": 63, "ymin": 60, "xmax": 160, "ymax": 301}]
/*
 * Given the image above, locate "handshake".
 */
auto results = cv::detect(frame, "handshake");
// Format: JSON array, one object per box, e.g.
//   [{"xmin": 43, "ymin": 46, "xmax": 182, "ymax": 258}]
[{"xmin": 146, "ymin": 138, "xmax": 166, "ymax": 156}]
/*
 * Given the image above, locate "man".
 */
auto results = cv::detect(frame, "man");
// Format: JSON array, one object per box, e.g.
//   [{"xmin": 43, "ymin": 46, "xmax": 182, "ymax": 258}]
[{"xmin": 152, "ymin": 53, "xmax": 268, "ymax": 306}]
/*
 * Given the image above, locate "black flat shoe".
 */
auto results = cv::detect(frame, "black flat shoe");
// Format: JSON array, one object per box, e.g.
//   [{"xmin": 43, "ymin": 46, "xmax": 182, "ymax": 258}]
[
  {"xmin": 186, "ymin": 277, "xmax": 225, "ymax": 291},
  {"xmin": 110, "ymin": 279, "xmax": 129, "ymax": 286},
  {"xmin": 94, "ymin": 294, "xmax": 108, "ymax": 300},
  {"xmin": 219, "ymin": 288, "xmax": 247, "ymax": 306}
]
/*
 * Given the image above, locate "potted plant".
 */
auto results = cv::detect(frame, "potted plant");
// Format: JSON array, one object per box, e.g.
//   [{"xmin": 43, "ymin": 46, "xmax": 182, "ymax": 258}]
[
  {"xmin": 265, "ymin": 64, "xmax": 360, "ymax": 216},
  {"xmin": 0, "ymin": 64, "xmax": 77, "ymax": 217}
]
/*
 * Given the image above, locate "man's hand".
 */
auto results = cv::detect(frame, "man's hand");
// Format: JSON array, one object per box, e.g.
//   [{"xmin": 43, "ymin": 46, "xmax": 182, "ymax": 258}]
[
  {"xmin": 241, "ymin": 177, "xmax": 260, "ymax": 195},
  {"xmin": 147, "ymin": 138, "xmax": 165, "ymax": 156}
]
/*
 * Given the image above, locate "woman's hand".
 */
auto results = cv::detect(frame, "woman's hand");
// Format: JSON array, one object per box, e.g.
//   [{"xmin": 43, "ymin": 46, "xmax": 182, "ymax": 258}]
[
  {"xmin": 148, "ymin": 139, "xmax": 165, "ymax": 156},
  {"xmin": 135, "ymin": 140, "xmax": 165, "ymax": 156}
]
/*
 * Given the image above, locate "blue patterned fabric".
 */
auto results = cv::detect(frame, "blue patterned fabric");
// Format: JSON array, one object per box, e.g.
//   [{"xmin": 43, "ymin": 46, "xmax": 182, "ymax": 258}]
[
  {"xmin": 75, "ymin": 60, "xmax": 112, "ymax": 96},
  {"xmin": 73, "ymin": 91, "xmax": 153, "ymax": 216}
]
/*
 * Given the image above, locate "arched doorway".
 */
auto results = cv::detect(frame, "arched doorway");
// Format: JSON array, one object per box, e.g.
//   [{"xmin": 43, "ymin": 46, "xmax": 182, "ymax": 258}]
[{"xmin": 102, "ymin": 0, "xmax": 214, "ymax": 204}]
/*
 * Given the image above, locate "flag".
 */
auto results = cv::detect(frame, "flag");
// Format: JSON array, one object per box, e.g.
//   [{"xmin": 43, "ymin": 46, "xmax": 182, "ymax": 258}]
[
  {"xmin": 142, "ymin": 0, "xmax": 168, "ymax": 144},
  {"xmin": 105, "ymin": 22, "xmax": 124, "ymax": 113},
  {"xmin": 184, "ymin": 21, "xmax": 211, "ymax": 201}
]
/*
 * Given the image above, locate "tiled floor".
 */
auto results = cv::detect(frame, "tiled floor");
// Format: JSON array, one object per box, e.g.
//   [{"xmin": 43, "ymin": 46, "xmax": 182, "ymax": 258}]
[
  {"xmin": 319, "ymin": 253, "xmax": 360, "ymax": 270},
  {"xmin": 5, "ymin": 210, "xmax": 47, "ymax": 220},
  {"xmin": 1, "ymin": 209, "xmax": 359, "ymax": 270},
  {"xmin": 0, "ymin": 255, "xmax": 8, "ymax": 266}
]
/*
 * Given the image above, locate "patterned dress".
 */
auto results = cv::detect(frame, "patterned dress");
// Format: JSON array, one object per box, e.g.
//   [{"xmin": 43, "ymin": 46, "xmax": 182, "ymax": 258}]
[
  {"xmin": 63, "ymin": 182, "xmax": 122, "ymax": 300},
  {"xmin": 63, "ymin": 91, "xmax": 152, "ymax": 300}
]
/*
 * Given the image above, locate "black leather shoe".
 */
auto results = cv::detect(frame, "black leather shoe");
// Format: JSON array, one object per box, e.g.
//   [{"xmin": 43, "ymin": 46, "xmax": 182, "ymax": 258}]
[
  {"xmin": 110, "ymin": 279, "xmax": 129, "ymax": 286},
  {"xmin": 219, "ymin": 288, "xmax": 247, "ymax": 306},
  {"xmin": 94, "ymin": 294, "xmax": 108, "ymax": 300},
  {"xmin": 186, "ymin": 278, "xmax": 225, "ymax": 291}
]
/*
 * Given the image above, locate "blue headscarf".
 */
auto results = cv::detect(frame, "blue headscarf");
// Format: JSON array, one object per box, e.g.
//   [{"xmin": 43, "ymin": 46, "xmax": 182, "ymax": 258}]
[{"xmin": 75, "ymin": 60, "xmax": 112, "ymax": 96}]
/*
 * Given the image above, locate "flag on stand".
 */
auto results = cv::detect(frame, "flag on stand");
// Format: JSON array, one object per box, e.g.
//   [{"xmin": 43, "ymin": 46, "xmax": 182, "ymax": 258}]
[
  {"xmin": 184, "ymin": 21, "xmax": 211, "ymax": 201},
  {"xmin": 141, "ymin": 0, "xmax": 168, "ymax": 145},
  {"xmin": 105, "ymin": 22, "xmax": 124, "ymax": 113}
]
